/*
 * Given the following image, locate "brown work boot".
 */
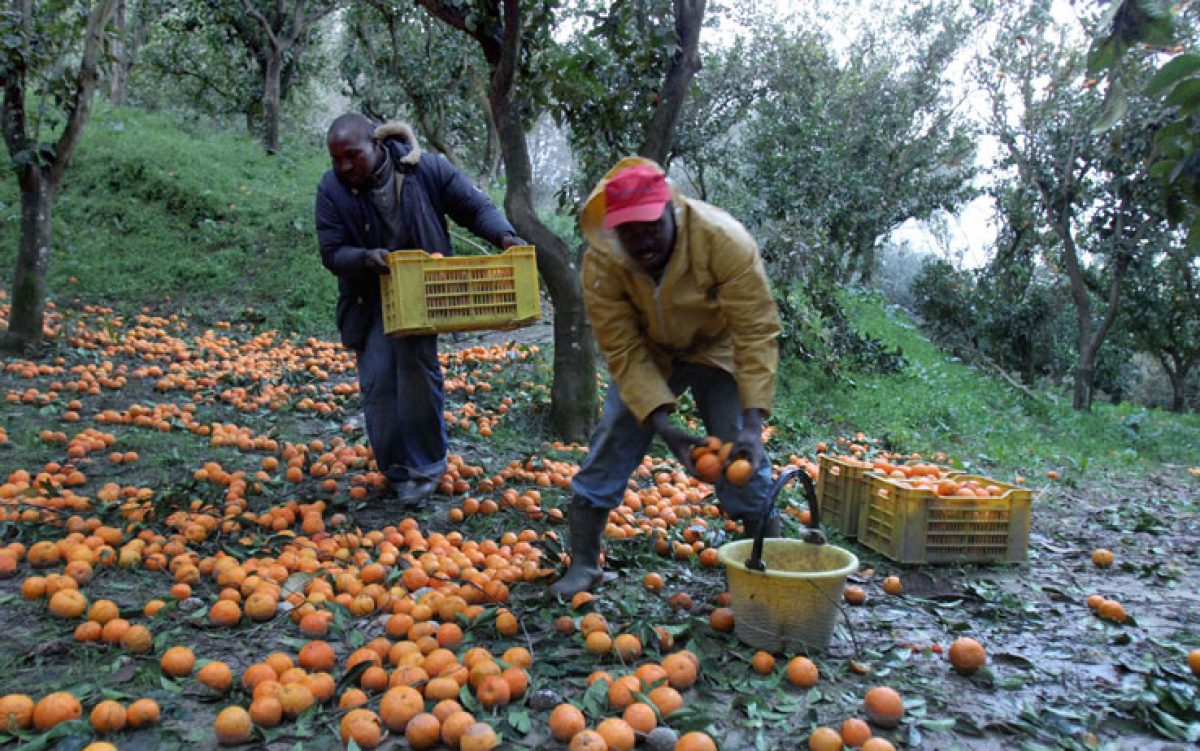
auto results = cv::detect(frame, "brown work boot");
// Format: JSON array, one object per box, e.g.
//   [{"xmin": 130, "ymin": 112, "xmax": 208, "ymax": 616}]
[{"xmin": 549, "ymin": 500, "xmax": 614, "ymax": 597}]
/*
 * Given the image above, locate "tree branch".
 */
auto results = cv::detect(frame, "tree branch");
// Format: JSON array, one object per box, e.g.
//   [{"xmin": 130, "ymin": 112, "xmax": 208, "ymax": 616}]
[
  {"xmin": 239, "ymin": 0, "xmax": 281, "ymax": 51},
  {"xmin": 50, "ymin": 0, "xmax": 120, "ymax": 186}
]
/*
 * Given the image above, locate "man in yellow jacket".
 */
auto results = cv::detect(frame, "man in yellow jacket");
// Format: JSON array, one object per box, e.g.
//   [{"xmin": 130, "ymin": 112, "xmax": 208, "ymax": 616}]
[{"xmin": 551, "ymin": 158, "xmax": 783, "ymax": 597}]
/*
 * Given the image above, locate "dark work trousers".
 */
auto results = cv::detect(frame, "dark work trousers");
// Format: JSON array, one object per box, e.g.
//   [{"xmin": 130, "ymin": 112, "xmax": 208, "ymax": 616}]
[
  {"xmin": 355, "ymin": 318, "xmax": 447, "ymax": 485},
  {"xmin": 571, "ymin": 362, "xmax": 775, "ymax": 522}
]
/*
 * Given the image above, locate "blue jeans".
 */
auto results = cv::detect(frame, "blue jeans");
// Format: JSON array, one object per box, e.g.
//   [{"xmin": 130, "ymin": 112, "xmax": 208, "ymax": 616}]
[
  {"xmin": 356, "ymin": 319, "xmax": 447, "ymax": 484},
  {"xmin": 571, "ymin": 362, "xmax": 775, "ymax": 521}
]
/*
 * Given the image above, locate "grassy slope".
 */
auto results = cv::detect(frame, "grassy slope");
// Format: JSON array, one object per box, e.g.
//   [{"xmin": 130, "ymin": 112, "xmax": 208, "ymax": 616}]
[
  {"xmin": 773, "ymin": 290, "xmax": 1200, "ymax": 475},
  {"xmin": 0, "ymin": 105, "xmax": 337, "ymax": 336}
]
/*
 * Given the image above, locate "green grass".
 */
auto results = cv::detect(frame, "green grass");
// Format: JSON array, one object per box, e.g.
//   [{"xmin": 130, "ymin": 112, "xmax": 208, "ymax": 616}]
[
  {"xmin": 772, "ymin": 290, "xmax": 1200, "ymax": 475},
  {"xmin": 0, "ymin": 105, "xmax": 338, "ymax": 336}
]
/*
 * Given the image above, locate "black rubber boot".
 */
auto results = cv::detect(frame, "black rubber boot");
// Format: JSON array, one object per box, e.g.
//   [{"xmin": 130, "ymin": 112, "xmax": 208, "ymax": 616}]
[
  {"xmin": 741, "ymin": 513, "xmax": 782, "ymax": 541},
  {"xmin": 549, "ymin": 501, "xmax": 613, "ymax": 597}
]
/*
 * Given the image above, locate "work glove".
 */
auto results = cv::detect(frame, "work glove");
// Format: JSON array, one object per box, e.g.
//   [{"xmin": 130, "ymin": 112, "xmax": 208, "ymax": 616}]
[
  {"xmin": 648, "ymin": 407, "xmax": 705, "ymax": 474},
  {"xmin": 500, "ymin": 234, "xmax": 529, "ymax": 249},
  {"xmin": 732, "ymin": 408, "xmax": 767, "ymax": 470},
  {"xmin": 365, "ymin": 248, "xmax": 391, "ymax": 274}
]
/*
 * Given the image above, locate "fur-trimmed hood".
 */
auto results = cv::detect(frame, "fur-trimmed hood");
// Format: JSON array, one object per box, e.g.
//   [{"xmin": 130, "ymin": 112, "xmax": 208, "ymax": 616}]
[{"xmin": 373, "ymin": 121, "xmax": 422, "ymax": 167}]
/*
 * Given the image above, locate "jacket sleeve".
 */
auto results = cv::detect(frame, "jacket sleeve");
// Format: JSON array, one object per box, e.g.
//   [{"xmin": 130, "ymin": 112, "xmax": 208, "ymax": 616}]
[
  {"xmin": 708, "ymin": 226, "xmax": 781, "ymax": 414},
  {"xmin": 315, "ymin": 182, "xmax": 370, "ymax": 276},
  {"xmin": 582, "ymin": 251, "xmax": 675, "ymax": 422},
  {"xmin": 432, "ymin": 156, "xmax": 517, "ymax": 248}
]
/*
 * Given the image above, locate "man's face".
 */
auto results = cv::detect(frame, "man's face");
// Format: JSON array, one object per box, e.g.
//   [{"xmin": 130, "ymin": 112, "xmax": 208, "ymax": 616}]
[
  {"xmin": 328, "ymin": 133, "xmax": 379, "ymax": 189},
  {"xmin": 615, "ymin": 203, "xmax": 675, "ymax": 276}
]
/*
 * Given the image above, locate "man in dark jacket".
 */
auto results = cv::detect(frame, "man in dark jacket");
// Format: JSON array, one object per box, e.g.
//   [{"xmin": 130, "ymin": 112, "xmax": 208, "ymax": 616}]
[{"xmin": 316, "ymin": 113, "xmax": 525, "ymax": 505}]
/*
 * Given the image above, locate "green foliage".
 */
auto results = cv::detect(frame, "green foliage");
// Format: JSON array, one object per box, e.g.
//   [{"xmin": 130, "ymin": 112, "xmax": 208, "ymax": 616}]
[
  {"xmin": 1089, "ymin": 1, "xmax": 1200, "ymax": 250},
  {"xmin": 714, "ymin": 0, "xmax": 980, "ymax": 287},
  {"xmin": 546, "ymin": 0, "xmax": 677, "ymax": 192},
  {"xmin": 772, "ymin": 289, "xmax": 1200, "ymax": 471},
  {"xmin": 337, "ymin": 4, "xmax": 497, "ymax": 179},
  {"xmin": 0, "ymin": 105, "xmax": 337, "ymax": 335}
]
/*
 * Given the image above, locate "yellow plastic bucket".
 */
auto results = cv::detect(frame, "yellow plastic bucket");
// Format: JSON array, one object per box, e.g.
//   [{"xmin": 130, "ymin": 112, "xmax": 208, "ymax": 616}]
[{"xmin": 717, "ymin": 538, "xmax": 858, "ymax": 652}]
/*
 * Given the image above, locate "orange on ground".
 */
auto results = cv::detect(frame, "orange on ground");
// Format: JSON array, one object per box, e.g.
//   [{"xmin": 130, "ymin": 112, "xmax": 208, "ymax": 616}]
[
  {"xmin": 550, "ymin": 702, "xmax": 586, "ymax": 742},
  {"xmin": 809, "ymin": 726, "xmax": 844, "ymax": 751},
  {"xmin": 863, "ymin": 686, "xmax": 904, "ymax": 729},
  {"xmin": 214, "ymin": 706, "xmax": 252, "ymax": 745},
  {"xmin": 595, "ymin": 717, "xmax": 636, "ymax": 751},
  {"xmin": 404, "ymin": 712, "xmax": 442, "ymax": 750},
  {"xmin": 786, "ymin": 656, "xmax": 819, "ymax": 688},
  {"xmin": 948, "ymin": 638, "xmax": 987, "ymax": 675},
  {"xmin": 676, "ymin": 731, "xmax": 719, "ymax": 751},
  {"xmin": 751, "ymin": 651, "xmax": 776, "ymax": 675},
  {"xmin": 840, "ymin": 717, "xmax": 872, "ymax": 746}
]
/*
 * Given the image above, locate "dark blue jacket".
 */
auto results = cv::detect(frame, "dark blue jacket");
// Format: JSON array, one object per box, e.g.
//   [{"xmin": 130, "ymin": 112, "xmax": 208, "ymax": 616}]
[{"xmin": 315, "ymin": 124, "xmax": 516, "ymax": 350}]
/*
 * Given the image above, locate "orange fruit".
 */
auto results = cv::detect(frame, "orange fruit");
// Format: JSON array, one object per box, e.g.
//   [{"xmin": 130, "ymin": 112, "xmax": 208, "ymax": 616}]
[
  {"xmin": 569, "ymin": 730, "xmax": 608, "ymax": 751},
  {"xmin": 948, "ymin": 638, "xmax": 986, "ymax": 675},
  {"xmin": 676, "ymin": 731, "xmax": 718, "ymax": 751},
  {"xmin": 726, "ymin": 458, "xmax": 754, "ymax": 486},
  {"xmin": 709, "ymin": 607, "xmax": 735, "ymax": 632},
  {"xmin": 613, "ymin": 633, "xmax": 642, "ymax": 660},
  {"xmin": 647, "ymin": 684, "xmax": 683, "ymax": 716},
  {"xmin": 623, "ymin": 701, "xmax": 657, "ymax": 733},
  {"xmin": 0, "ymin": 694, "xmax": 34, "ymax": 732},
  {"xmin": 126, "ymin": 698, "xmax": 160, "ymax": 728},
  {"xmin": 380, "ymin": 686, "xmax": 424, "ymax": 731},
  {"xmin": 863, "ymin": 686, "xmax": 904, "ymax": 728},
  {"xmin": 198, "ymin": 661, "xmax": 234, "ymax": 693},
  {"xmin": 550, "ymin": 702, "xmax": 587, "ymax": 741},
  {"xmin": 643, "ymin": 573, "xmax": 664, "ymax": 592},
  {"xmin": 585, "ymin": 630, "xmax": 613, "ymax": 655},
  {"xmin": 298, "ymin": 640, "xmax": 335, "ymax": 672},
  {"xmin": 459, "ymin": 722, "xmax": 500, "ymax": 751},
  {"xmin": 786, "ymin": 656, "xmax": 819, "ymax": 688},
  {"xmin": 662, "ymin": 650, "xmax": 699, "ymax": 689},
  {"xmin": 277, "ymin": 683, "xmax": 314, "ymax": 717},
  {"xmin": 751, "ymin": 651, "xmax": 776, "ymax": 675},
  {"xmin": 1190, "ymin": 649, "xmax": 1200, "ymax": 677},
  {"xmin": 33, "ymin": 691, "xmax": 82, "ymax": 731},
  {"xmin": 861, "ymin": 739, "xmax": 896, "ymax": 751},
  {"xmin": 214, "ymin": 705, "xmax": 252, "ymax": 745},
  {"xmin": 89, "ymin": 700, "xmax": 126, "ymax": 733},
  {"xmin": 342, "ymin": 709, "xmax": 383, "ymax": 749},
  {"xmin": 1091, "ymin": 549, "xmax": 1114, "ymax": 568},
  {"xmin": 839, "ymin": 718, "xmax": 871, "ymax": 746},
  {"xmin": 48, "ymin": 588, "xmax": 87, "ymax": 618},
  {"xmin": 476, "ymin": 675, "xmax": 512, "ymax": 709},
  {"xmin": 441, "ymin": 710, "xmax": 476, "ymax": 746},
  {"xmin": 809, "ymin": 726, "xmax": 844, "ymax": 750},
  {"xmin": 843, "ymin": 586, "xmax": 866, "ymax": 605},
  {"xmin": 881, "ymin": 576, "xmax": 901, "ymax": 596},
  {"xmin": 1086, "ymin": 594, "xmax": 1105, "ymax": 611},
  {"xmin": 596, "ymin": 717, "xmax": 636, "ymax": 751},
  {"xmin": 405, "ymin": 712, "xmax": 442, "ymax": 750},
  {"xmin": 160, "ymin": 646, "xmax": 196, "ymax": 677},
  {"xmin": 1098, "ymin": 599, "xmax": 1126, "ymax": 623},
  {"xmin": 249, "ymin": 696, "xmax": 282, "ymax": 728}
]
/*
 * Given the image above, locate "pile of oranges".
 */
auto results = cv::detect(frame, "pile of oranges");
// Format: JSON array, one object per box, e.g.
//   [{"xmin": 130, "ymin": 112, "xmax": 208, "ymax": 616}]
[{"xmin": 689, "ymin": 436, "xmax": 754, "ymax": 486}]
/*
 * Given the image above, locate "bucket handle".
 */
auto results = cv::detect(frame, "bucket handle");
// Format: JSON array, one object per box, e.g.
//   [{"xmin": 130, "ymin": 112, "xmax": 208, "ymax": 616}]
[{"xmin": 744, "ymin": 465, "xmax": 825, "ymax": 572}]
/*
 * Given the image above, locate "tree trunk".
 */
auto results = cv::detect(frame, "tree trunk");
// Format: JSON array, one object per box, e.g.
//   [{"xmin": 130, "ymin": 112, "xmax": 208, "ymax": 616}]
[
  {"xmin": 492, "ymin": 93, "xmax": 597, "ymax": 442},
  {"xmin": 109, "ymin": 0, "xmax": 128, "ymax": 105},
  {"xmin": 5, "ymin": 170, "xmax": 54, "ymax": 351},
  {"xmin": 1159, "ymin": 354, "xmax": 1193, "ymax": 413},
  {"xmin": 262, "ymin": 48, "xmax": 283, "ymax": 154},
  {"xmin": 638, "ymin": 0, "xmax": 705, "ymax": 165}
]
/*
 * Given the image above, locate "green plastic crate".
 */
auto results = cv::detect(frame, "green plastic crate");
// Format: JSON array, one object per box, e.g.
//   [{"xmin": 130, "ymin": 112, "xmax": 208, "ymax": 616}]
[
  {"xmin": 860, "ymin": 474, "xmax": 1032, "ymax": 564},
  {"xmin": 380, "ymin": 246, "xmax": 540, "ymax": 336}
]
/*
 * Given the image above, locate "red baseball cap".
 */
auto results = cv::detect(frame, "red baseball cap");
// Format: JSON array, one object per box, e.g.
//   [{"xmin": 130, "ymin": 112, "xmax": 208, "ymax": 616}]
[{"xmin": 603, "ymin": 164, "xmax": 671, "ymax": 229}]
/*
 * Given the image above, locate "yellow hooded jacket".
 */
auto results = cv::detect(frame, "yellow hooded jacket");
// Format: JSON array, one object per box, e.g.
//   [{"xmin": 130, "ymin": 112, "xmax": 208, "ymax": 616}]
[{"xmin": 579, "ymin": 157, "xmax": 782, "ymax": 423}]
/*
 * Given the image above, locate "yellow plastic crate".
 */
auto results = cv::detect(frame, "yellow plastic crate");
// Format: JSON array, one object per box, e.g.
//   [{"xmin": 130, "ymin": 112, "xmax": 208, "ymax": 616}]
[
  {"xmin": 380, "ymin": 246, "xmax": 540, "ymax": 336},
  {"xmin": 860, "ymin": 474, "xmax": 1032, "ymax": 564},
  {"xmin": 816, "ymin": 454, "xmax": 873, "ymax": 539}
]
